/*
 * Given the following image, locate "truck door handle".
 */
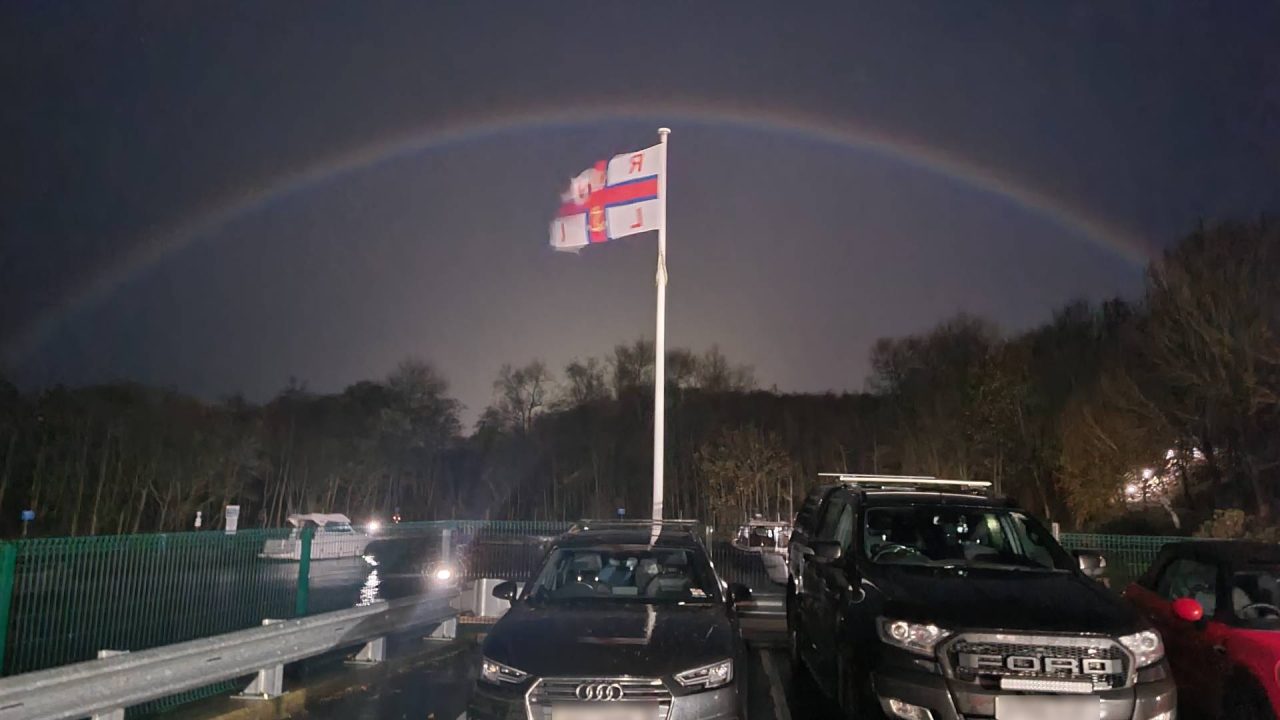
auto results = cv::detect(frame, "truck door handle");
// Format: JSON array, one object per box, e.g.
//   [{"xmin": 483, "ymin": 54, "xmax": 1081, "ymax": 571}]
[{"xmin": 1213, "ymin": 645, "xmax": 1227, "ymax": 655}]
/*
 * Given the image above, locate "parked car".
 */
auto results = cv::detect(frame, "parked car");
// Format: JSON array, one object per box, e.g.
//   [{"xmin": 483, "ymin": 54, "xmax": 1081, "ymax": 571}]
[
  {"xmin": 732, "ymin": 518, "xmax": 792, "ymax": 585},
  {"xmin": 1124, "ymin": 540, "xmax": 1280, "ymax": 719},
  {"xmin": 788, "ymin": 482, "xmax": 841, "ymax": 604},
  {"xmin": 467, "ymin": 520, "xmax": 752, "ymax": 720},
  {"xmin": 789, "ymin": 473, "xmax": 1177, "ymax": 720}
]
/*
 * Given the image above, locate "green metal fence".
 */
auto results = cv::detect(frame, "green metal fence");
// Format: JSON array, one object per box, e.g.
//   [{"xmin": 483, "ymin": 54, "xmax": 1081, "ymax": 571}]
[
  {"xmin": 0, "ymin": 521, "xmax": 456, "ymax": 715},
  {"xmin": 0, "ymin": 523, "xmax": 1203, "ymax": 714},
  {"xmin": 1059, "ymin": 533, "xmax": 1190, "ymax": 587}
]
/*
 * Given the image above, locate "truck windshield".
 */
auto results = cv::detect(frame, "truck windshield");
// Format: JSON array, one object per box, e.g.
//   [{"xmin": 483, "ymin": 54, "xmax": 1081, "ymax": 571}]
[
  {"xmin": 526, "ymin": 546, "xmax": 722, "ymax": 604},
  {"xmin": 863, "ymin": 505, "xmax": 1073, "ymax": 571}
]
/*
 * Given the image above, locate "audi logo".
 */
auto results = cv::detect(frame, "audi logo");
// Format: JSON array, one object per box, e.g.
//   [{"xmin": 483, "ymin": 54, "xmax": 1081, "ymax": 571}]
[{"xmin": 575, "ymin": 682, "xmax": 625, "ymax": 701}]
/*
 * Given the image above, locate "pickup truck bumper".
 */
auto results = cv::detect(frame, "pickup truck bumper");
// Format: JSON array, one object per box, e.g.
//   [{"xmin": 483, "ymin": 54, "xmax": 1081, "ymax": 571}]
[{"xmin": 871, "ymin": 664, "xmax": 1177, "ymax": 720}]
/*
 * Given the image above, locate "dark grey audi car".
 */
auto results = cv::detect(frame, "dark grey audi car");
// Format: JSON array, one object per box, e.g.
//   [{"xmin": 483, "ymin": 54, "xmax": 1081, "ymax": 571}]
[{"xmin": 467, "ymin": 521, "xmax": 752, "ymax": 720}]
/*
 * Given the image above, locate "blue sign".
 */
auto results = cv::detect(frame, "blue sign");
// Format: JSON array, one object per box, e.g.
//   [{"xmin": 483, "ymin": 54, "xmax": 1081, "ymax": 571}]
[
  {"xmin": 616, "ymin": 507, "xmax": 625, "ymax": 518},
  {"xmin": 20, "ymin": 510, "xmax": 35, "ymax": 522}
]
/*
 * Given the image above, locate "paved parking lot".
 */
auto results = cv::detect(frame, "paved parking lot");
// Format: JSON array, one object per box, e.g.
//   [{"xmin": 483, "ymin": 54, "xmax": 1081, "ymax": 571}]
[
  {"xmin": 300, "ymin": 612, "xmax": 834, "ymax": 720},
  {"xmin": 301, "ymin": 644, "xmax": 833, "ymax": 720}
]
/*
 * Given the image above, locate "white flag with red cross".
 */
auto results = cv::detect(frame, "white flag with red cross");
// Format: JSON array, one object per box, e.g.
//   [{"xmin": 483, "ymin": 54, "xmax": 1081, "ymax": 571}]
[{"xmin": 550, "ymin": 144, "xmax": 664, "ymax": 252}]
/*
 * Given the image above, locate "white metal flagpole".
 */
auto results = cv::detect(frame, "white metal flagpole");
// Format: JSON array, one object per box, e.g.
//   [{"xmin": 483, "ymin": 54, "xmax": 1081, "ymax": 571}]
[{"xmin": 653, "ymin": 127, "xmax": 670, "ymax": 522}]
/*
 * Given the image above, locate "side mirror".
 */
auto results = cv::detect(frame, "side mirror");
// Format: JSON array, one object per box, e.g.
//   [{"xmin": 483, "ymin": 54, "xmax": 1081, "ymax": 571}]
[
  {"xmin": 1173, "ymin": 597, "xmax": 1205, "ymax": 623},
  {"xmin": 492, "ymin": 580, "xmax": 518, "ymax": 602},
  {"xmin": 811, "ymin": 540, "xmax": 843, "ymax": 563},
  {"xmin": 726, "ymin": 582, "xmax": 753, "ymax": 605},
  {"xmin": 1073, "ymin": 550, "xmax": 1107, "ymax": 578}
]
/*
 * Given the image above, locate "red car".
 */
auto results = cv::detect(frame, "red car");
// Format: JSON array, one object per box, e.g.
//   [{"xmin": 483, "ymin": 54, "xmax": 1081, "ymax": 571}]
[{"xmin": 1124, "ymin": 540, "xmax": 1280, "ymax": 719}]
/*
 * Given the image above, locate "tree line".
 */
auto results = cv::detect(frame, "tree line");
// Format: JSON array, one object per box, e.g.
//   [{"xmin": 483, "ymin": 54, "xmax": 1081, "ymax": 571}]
[{"xmin": 0, "ymin": 219, "xmax": 1276, "ymax": 538}]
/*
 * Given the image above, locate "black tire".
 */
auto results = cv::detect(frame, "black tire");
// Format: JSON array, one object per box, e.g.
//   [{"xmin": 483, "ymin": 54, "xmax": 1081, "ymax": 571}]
[
  {"xmin": 837, "ymin": 655, "xmax": 881, "ymax": 720},
  {"xmin": 1223, "ymin": 676, "xmax": 1273, "ymax": 720},
  {"xmin": 787, "ymin": 593, "xmax": 804, "ymax": 673}
]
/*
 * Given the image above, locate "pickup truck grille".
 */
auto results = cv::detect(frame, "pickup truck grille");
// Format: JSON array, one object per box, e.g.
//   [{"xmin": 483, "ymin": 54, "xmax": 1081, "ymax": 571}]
[{"xmin": 944, "ymin": 633, "xmax": 1130, "ymax": 691}]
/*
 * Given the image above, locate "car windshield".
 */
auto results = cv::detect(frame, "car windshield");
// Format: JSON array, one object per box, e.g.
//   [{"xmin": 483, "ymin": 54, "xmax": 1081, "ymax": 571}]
[
  {"xmin": 863, "ymin": 505, "xmax": 1073, "ymax": 571},
  {"xmin": 1231, "ymin": 567, "xmax": 1280, "ymax": 629},
  {"xmin": 526, "ymin": 546, "xmax": 721, "ymax": 604}
]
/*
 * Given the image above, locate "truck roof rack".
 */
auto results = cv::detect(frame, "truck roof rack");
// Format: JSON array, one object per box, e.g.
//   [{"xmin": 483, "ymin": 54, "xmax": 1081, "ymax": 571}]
[{"xmin": 818, "ymin": 473, "xmax": 992, "ymax": 494}]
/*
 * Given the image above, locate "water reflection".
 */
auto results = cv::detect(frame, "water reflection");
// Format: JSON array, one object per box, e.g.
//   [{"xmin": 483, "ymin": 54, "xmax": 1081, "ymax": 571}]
[
  {"xmin": 356, "ymin": 551, "xmax": 382, "ymax": 606},
  {"xmin": 358, "ymin": 568, "xmax": 381, "ymax": 606}
]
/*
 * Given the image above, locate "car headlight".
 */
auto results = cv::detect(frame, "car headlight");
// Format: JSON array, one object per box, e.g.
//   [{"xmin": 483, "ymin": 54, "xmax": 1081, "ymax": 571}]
[
  {"xmin": 1119, "ymin": 630, "xmax": 1165, "ymax": 668},
  {"xmin": 674, "ymin": 659, "xmax": 733, "ymax": 690},
  {"xmin": 877, "ymin": 618, "xmax": 950, "ymax": 657},
  {"xmin": 480, "ymin": 656, "xmax": 529, "ymax": 685},
  {"xmin": 426, "ymin": 562, "xmax": 455, "ymax": 582}
]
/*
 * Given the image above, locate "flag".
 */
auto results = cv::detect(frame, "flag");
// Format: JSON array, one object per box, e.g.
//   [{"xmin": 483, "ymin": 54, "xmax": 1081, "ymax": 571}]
[{"xmin": 550, "ymin": 143, "xmax": 664, "ymax": 251}]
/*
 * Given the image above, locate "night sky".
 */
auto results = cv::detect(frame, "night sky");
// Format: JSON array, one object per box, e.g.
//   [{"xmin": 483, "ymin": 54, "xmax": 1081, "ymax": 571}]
[{"xmin": 3, "ymin": 2, "xmax": 1277, "ymax": 424}]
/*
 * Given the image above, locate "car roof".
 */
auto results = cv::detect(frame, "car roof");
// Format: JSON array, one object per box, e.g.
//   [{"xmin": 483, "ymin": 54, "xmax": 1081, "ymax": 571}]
[
  {"xmin": 1161, "ymin": 540, "xmax": 1280, "ymax": 565},
  {"xmin": 556, "ymin": 527, "xmax": 702, "ymax": 550}
]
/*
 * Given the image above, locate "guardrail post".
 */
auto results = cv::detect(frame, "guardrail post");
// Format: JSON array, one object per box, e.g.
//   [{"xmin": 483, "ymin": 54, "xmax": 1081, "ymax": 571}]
[
  {"xmin": 349, "ymin": 636, "xmax": 385, "ymax": 664},
  {"xmin": 90, "ymin": 650, "xmax": 129, "ymax": 720},
  {"xmin": 295, "ymin": 526, "xmax": 313, "ymax": 617},
  {"xmin": 0, "ymin": 543, "xmax": 15, "ymax": 676},
  {"xmin": 236, "ymin": 619, "xmax": 284, "ymax": 700}
]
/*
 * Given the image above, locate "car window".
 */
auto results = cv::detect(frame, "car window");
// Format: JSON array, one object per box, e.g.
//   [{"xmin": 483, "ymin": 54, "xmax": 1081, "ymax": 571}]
[
  {"xmin": 861, "ymin": 504, "xmax": 1073, "ymax": 571},
  {"xmin": 794, "ymin": 487, "xmax": 830, "ymax": 535},
  {"xmin": 526, "ymin": 546, "xmax": 721, "ymax": 604},
  {"xmin": 1156, "ymin": 558, "xmax": 1219, "ymax": 615},
  {"xmin": 1231, "ymin": 566, "xmax": 1280, "ymax": 627},
  {"xmin": 832, "ymin": 505, "xmax": 855, "ymax": 553},
  {"xmin": 817, "ymin": 495, "xmax": 849, "ymax": 540}
]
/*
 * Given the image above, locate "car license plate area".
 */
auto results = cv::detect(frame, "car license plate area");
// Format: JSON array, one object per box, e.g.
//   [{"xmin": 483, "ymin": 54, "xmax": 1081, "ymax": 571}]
[
  {"xmin": 995, "ymin": 695, "xmax": 1099, "ymax": 720},
  {"xmin": 551, "ymin": 703, "xmax": 656, "ymax": 720}
]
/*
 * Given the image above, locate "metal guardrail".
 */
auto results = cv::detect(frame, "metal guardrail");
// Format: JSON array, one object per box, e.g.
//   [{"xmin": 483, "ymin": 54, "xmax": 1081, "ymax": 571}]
[{"xmin": 0, "ymin": 590, "xmax": 458, "ymax": 720}]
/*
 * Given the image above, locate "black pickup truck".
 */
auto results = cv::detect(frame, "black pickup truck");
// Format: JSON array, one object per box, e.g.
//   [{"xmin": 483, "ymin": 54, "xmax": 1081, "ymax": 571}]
[{"xmin": 788, "ymin": 474, "xmax": 1177, "ymax": 720}]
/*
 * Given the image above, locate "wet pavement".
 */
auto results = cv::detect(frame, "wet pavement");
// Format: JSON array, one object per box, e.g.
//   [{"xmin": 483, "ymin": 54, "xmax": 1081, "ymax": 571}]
[
  {"xmin": 296, "ymin": 591, "xmax": 818, "ymax": 720},
  {"xmin": 299, "ymin": 641, "xmax": 838, "ymax": 720}
]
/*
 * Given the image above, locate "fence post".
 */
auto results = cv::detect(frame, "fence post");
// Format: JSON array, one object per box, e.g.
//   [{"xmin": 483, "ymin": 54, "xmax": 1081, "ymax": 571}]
[
  {"xmin": 0, "ymin": 543, "xmax": 15, "ymax": 675},
  {"xmin": 294, "ymin": 526, "xmax": 313, "ymax": 617}
]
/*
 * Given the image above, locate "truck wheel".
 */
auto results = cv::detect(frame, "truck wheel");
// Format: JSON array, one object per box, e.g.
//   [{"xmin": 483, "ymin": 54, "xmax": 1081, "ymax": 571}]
[
  {"xmin": 837, "ymin": 655, "xmax": 880, "ymax": 719},
  {"xmin": 788, "ymin": 615, "xmax": 806, "ymax": 674},
  {"xmin": 787, "ymin": 592, "xmax": 803, "ymax": 670},
  {"xmin": 1223, "ymin": 677, "xmax": 1272, "ymax": 720}
]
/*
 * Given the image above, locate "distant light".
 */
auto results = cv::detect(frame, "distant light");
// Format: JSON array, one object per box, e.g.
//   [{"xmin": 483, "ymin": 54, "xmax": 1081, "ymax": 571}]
[
  {"xmin": 367, "ymin": 520, "xmax": 382, "ymax": 534},
  {"xmin": 434, "ymin": 566, "xmax": 454, "ymax": 582},
  {"xmin": 1125, "ymin": 483, "xmax": 1140, "ymax": 497},
  {"xmin": 1141, "ymin": 468, "xmax": 1155, "ymax": 480}
]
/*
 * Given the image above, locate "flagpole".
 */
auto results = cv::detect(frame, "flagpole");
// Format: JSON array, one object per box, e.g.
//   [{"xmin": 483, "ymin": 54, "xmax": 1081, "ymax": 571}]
[{"xmin": 653, "ymin": 127, "xmax": 670, "ymax": 522}]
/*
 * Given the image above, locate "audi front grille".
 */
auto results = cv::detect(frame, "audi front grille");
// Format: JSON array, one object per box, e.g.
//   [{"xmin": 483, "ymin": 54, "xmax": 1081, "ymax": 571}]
[{"xmin": 527, "ymin": 677, "xmax": 672, "ymax": 719}]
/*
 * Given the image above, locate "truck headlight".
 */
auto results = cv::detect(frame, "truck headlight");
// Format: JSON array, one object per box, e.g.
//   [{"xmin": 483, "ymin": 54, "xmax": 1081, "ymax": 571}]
[
  {"xmin": 1119, "ymin": 630, "xmax": 1164, "ymax": 668},
  {"xmin": 674, "ymin": 659, "xmax": 733, "ymax": 690},
  {"xmin": 480, "ymin": 656, "xmax": 529, "ymax": 685},
  {"xmin": 878, "ymin": 618, "xmax": 950, "ymax": 656}
]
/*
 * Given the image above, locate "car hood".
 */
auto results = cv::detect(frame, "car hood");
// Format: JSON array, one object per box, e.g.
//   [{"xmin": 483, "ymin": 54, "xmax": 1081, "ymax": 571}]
[
  {"xmin": 482, "ymin": 601, "xmax": 735, "ymax": 678},
  {"xmin": 872, "ymin": 567, "xmax": 1144, "ymax": 636}
]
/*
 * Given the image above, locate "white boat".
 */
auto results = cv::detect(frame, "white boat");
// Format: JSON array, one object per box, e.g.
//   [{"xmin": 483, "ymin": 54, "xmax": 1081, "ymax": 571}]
[
  {"xmin": 260, "ymin": 513, "xmax": 373, "ymax": 561},
  {"xmin": 731, "ymin": 519, "xmax": 792, "ymax": 585}
]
